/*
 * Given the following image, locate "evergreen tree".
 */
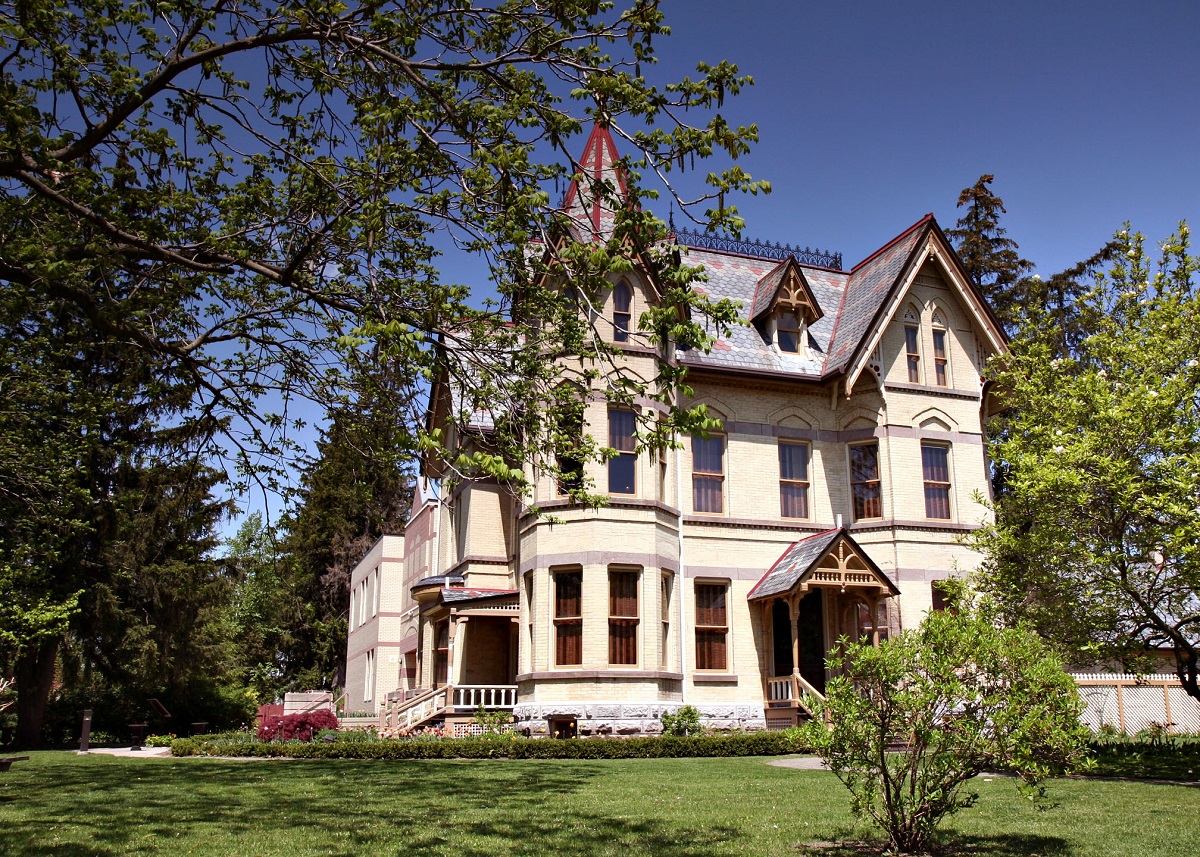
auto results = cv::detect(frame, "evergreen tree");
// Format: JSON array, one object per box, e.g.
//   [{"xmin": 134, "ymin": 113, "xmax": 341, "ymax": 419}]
[{"xmin": 947, "ymin": 174, "xmax": 1033, "ymax": 336}]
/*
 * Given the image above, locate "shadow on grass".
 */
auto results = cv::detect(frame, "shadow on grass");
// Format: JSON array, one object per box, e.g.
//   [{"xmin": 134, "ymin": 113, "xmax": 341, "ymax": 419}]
[
  {"xmin": 795, "ymin": 832, "xmax": 1072, "ymax": 856},
  {"xmin": 0, "ymin": 755, "xmax": 740, "ymax": 857}
]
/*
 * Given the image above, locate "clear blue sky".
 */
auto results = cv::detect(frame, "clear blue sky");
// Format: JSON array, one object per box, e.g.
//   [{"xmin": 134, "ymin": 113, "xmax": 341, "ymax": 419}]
[
  {"xmin": 649, "ymin": 0, "xmax": 1200, "ymax": 275},
  {"xmin": 228, "ymin": 1, "xmax": 1200, "ymax": 534}
]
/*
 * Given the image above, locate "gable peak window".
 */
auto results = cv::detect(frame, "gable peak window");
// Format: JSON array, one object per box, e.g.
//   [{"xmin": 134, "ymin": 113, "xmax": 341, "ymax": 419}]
[
  {"xmin": 613, "ymin": 280, "xmax": 632, "ymax": 343},
  {"xmin": 931, "ymin": 313, "xmax": 949, "ymax": 387},
  {"xmin": 904, "ymin": 324, "xmax": 921, "ymax": 383}
]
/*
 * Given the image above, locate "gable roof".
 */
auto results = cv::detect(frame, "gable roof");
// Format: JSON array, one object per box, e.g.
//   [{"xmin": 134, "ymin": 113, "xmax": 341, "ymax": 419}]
[
  {"xmin": 747, "ymin": 528, "xmax": 899, "ymax": 601},
  {"xmin": 750, "ymin": 257, "xmax": 824, "ymax": 325}
]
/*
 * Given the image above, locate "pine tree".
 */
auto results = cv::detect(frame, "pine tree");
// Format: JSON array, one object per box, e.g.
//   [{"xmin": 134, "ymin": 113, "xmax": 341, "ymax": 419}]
[{"xmin": 947, "ymin": 174, "xmax": 1033, "ymax": 336}]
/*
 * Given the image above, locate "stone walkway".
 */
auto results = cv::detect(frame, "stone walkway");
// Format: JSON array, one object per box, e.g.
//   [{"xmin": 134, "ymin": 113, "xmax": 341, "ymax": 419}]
[
  {"xmin": 767, "ymin": 755, "xmax": 830, "ymax": 770},
  {"xmin": 81, "ymin": 746, "xmax": 172, "ymax": 759}
]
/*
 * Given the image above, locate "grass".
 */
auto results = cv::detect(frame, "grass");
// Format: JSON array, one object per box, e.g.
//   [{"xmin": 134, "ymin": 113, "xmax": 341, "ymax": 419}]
[{"xmin": 1, "ymin": 752, "xmax": 1198, "ymax": 856}]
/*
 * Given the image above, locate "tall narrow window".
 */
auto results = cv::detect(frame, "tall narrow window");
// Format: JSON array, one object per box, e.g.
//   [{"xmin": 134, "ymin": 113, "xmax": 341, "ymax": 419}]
[
  {"xmin": 608, "ymin": 569, "xmax": 639, "ymax": 665},
  {"xmin": 661, "ymin": 571, "xmax": 673, "ymax": 669},
  {"xmin": 523, "ymin": 571, "xmax": 535, "ymax": 670},
  {"xmin": 364, "ymin": 649, "xmax": 375, "ymax": 702},
  {"xmin": 905, "ymin": 325, "xmax": 921, "ymax": 383},
  {"xmin": 777, "ymin": 311, "xmax": 801, "ymax": 353},
  {"xmin": 613, "ymin": 280, "xmax": 632, "ymax": 342},
  {"xmin": 850, "ymin": 443, "xmax": 882, "ymax": 520},
  {"xmin": 691, "ymin": 434, "xmax": 724, "ymax": 514},
  {"xmin": 922, "ymin": 444, "xmax": 952, "ymax": 519},
  {"xmin": 779, "ymin": 442, "xmax": 810, "ymax": 519},
  {"xmin": 608, "ymin": 409, "xmax": 637, "ymax": 494},
  {"xmin": 932, "ymin": 327, "xmax": 949, "ymax": 387},
  {"xmin": 555, "ymin": 405, "xmax": 584, "ymax": 496},
  {"xmin": 554, "ymin": 570, "xmax": 583, "ymax": 666},
  {"xmin": 695, "ymin": 582, "xmax": 728, "ymax": 670}
]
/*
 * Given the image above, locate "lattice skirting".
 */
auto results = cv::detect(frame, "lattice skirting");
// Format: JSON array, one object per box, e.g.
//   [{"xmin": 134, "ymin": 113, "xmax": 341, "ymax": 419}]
[
  {"xmin": 1073, "ymin": 674, "xmax": 1200, "ymax": 733},
  {"xmin": 511, "ymin": 702, "xmax": 768, "ymax": 737}
]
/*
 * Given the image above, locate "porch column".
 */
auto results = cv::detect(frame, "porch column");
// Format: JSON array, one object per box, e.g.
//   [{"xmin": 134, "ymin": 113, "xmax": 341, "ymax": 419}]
[
  {"xmin": 868, "ymin": 594, "xmax": 881, "ymax": 647},
  {"xmin": 450, "ymin": 615, "xmax": 468, "ymax": 687},
  {"xmin": 789, "ymin": 595, "xmax": 801, "ymax": 677}
]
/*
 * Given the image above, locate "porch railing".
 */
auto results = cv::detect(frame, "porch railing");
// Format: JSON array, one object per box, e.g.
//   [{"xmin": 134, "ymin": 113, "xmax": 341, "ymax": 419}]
[
  {"xmin": 766, "ymin": 674, "xmax": 826, "ymax": 717},
  {"xmin": 379, "ymin": 684, "xmax": 519, "ymax": 733},
  {"xmin": 452, "ymin": 685, "xmax": 518, "ymax": 710}
]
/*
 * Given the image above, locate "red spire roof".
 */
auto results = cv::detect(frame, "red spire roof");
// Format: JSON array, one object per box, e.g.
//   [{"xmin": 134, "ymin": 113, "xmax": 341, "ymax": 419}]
[{"xmin": 562, "ymin": 123, "xmax": 629, "ymax": 238}]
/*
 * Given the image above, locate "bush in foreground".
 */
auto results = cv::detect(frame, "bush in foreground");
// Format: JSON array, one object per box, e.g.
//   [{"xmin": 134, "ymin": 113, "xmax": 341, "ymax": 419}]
[
  {"xmin": 172, "ymin": 729, "xmax": 808, "ymax": 760},
  {"xmin": 801, "ymin": 608, "xmax": 1092, "ymax": 855}
]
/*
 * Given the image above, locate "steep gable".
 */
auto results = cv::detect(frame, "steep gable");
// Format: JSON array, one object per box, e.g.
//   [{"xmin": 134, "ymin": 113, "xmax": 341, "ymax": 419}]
[
  {"xmin": 750, "ymin": 257, "xmax": 824, "ymax": 325},
  {"xmin": 561, "ymin": 123, "xmax": 629, "ymax": 240}
]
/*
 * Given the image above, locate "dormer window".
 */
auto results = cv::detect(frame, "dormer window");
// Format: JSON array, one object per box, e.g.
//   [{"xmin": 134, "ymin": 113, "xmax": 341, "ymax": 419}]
[
  {"xmin": 750, "ymin": 257, "xmax": 824, "ymax": 356},
  {"xmin": 931, "ymin": 311, "xmax": 949, "ymax": 387},
  {"xmin": 613, "ymin": 280, "xmax": 632, "ymax": 342},
  {"xmin": 905, "ymin": 325, "xmax": 921, "ymax": 383},
  {"xmin": 777, "ymin": 311, "xmax": 802, "ymax": 353}
]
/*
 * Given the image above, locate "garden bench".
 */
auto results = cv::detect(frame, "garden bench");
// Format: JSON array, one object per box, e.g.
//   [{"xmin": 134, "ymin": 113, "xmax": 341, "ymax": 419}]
[{"xmin": 0, "ymin": 756, "xmax": 29, "ymax": 772}]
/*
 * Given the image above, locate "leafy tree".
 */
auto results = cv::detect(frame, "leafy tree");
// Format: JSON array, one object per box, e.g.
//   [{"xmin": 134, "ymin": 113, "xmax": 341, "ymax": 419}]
[
  {"xmin": 970, "ymin": 224, "xmax": 1200, "ymax": 701},
  {"xmin": 1, "ymin": 1, "xmax": 762, "ymax": 742},
  {"xmin": 947, "ymin": 174, "xmax": 1033, "ymax": 335},
  {"xmin": 802, "ymin": 608, "xmax": 1090, "ymax": 855},
  {"xmin": 278, "ymin": 368, "xmax": 415, "ymax": 691}
]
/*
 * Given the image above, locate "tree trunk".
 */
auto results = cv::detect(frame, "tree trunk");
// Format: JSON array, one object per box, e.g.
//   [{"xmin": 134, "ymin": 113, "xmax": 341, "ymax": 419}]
[{"xmin": 14, "ymin": 637, "xmax": 60, "ymax": 749}]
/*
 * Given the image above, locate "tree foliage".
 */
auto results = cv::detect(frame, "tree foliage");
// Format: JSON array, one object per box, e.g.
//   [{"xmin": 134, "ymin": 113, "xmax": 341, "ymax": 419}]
[
  {"xmin": 946, "ymin": 174, "xmax": 1032, "ymax": 335},
  {"xmin": 2, "ymin": 2, "xmax": 763, "ymax": 742},
  {"xmin": 802, "ymin": 608, "xmax": 1090, "ymax": 855},
  {"xmin": 970, "ymin": 224, "xmax": 1200, "ymax": 701}
]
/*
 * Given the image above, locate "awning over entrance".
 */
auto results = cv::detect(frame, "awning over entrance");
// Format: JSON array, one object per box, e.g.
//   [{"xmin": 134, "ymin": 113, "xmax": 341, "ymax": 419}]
[{"xmin": 747, "ymin": 527, "xmax": 900, "ymax": 601}]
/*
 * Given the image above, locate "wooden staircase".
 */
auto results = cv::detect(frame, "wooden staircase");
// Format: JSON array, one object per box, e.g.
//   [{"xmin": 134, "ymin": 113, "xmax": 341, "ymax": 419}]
[{"xmin": 379, "ymin": 684, "xmax": 518, "ymax": 734}]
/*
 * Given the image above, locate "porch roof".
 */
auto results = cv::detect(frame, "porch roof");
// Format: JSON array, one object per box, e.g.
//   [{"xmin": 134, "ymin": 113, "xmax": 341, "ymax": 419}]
[{"xmin": 747, "ymin": 527, "xmax": 900, "ymax": 601}]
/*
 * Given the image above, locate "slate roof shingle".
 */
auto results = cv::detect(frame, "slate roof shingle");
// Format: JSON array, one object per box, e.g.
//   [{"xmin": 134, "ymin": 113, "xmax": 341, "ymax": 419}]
[{"xmin": 747, "ymin": 529, "xmax": 842, "ymax": 600}]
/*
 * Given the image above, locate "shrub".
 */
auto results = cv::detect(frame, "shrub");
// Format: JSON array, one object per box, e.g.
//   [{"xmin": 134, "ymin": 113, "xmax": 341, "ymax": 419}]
[
  {"xmin": 169, "ymin": 729, "xmax": 809, "ymax": 760},
  {"xmin": 258, "ymin": 708, "xmax": 339, "ymax": 742},
  {"xmin": 801, "ymin": 608, "xmax": 1092, "ymax": 855},
  {"xmin": 660, "ymin": 705, "xmax": 702, "ymax": 737}
]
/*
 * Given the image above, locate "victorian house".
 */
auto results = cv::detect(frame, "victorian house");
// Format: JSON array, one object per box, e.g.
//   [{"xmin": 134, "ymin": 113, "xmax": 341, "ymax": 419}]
[{"xmin": 345, "ymin": 125, "xmax": 1006, "ymax": 735}]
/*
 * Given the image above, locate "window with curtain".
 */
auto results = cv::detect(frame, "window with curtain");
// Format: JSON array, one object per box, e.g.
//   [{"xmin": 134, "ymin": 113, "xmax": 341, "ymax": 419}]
[
  {"xmin": 613, "ymin": 280, "xmax": 632, "ymax": 342},
  {"xmin": 695, "ymin": 583, "xmax": 728, "ymax": 670},
  {"xmin": 850, "ymin": 443, "xmax": 882, "ymax": 520},
  {"xmin": 922, "ymin": 444, "xmax": 952, "ymax": 519},
  {"xmin": 778, "ymin": 441, "xmax": 810, "ymax": 518},
  {"xmin": 608, "ymin": 569, "xmax": 638, "ymax": 665},
  {"xmin": 554, "ymin": 570, "xmax": 583, "ymax": 665},
  {"xmin": 691, "ymin": 434, "xmax": 724, "ymax": 514}
]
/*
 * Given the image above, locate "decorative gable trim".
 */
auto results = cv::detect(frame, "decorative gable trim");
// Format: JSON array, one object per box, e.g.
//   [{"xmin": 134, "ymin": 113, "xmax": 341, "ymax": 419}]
[
  {"xmin": 747, "ymin": 527, "xmax": 899, "ymax": 601},
  {"xmin": 751, "ymin": 257, "xmax": 824, "ymax": 325},
  {"xmin": 842, "ymin": 223, "xmax": 1007, "ymax": 395}
]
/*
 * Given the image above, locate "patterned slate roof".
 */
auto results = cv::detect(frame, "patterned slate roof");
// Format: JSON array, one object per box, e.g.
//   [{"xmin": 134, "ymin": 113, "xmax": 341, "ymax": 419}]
[
  {"xmin": 826, "ymin": 215, "xmax": 932, "ymax": 372},
  {"xmin": 747, "ymin": 529, "xmax": 842, "ymax": 600},
  {"xmin": 679, "ymin": 215, "xmax": 932, "ymax": 381}
]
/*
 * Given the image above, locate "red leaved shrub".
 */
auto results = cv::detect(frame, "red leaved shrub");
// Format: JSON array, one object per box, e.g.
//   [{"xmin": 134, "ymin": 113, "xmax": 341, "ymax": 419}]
[{"xmin": 257, "ymin": 708, "xmax": 339, "ymax": 742}]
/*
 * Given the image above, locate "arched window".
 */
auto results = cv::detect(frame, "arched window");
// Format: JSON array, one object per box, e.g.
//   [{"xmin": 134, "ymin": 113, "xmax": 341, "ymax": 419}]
[
  {"xmin": 613, "ymin": 280, "xmax": 632, "ymax": 342},
  {"xmin": 931, "ymin": 310, "xmax": 949, "ymax": 387}
]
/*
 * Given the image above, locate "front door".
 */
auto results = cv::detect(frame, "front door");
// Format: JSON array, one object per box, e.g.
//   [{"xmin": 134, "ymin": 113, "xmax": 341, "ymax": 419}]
[
  {"xmin": 771, "ymin": 599, "xmax": 794, "ymax": 675},
  {"xmin": 797, "ymin": 590, "xmax": 826, "ymax": 694}
]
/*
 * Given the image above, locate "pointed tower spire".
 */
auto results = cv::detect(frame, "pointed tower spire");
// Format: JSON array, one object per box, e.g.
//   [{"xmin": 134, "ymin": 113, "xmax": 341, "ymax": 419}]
[{"xmin": 561, "ymin": 122, "xmax": 629, "ymax": 241}]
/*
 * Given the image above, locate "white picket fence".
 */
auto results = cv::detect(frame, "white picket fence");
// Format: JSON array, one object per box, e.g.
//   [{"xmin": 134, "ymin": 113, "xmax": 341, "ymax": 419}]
[{"xmin": 1072, "ymin": 673, "xmax": 1200, "ymax": 734}]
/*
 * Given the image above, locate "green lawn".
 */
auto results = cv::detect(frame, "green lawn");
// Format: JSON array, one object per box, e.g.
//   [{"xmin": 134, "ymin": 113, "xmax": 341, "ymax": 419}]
[{"xmin": 2, "ymin": 752, "xmax": 1197, "ymax": 856}]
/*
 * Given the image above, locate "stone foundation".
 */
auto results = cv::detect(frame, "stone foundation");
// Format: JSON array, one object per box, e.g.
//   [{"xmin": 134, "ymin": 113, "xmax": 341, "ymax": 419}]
[{"xmin": 512, "ymin": 702, "xmax": 767, "ymax": 737}]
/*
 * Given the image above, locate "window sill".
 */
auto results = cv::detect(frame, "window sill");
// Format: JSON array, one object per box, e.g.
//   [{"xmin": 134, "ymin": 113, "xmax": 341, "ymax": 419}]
[
  {"xmin": 692, "ymin": 673, "xmax": 739, "ymax": 684},
  {"xmin": 515, "ymin": 669, "xmax": 684, "ymax": 682}
]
